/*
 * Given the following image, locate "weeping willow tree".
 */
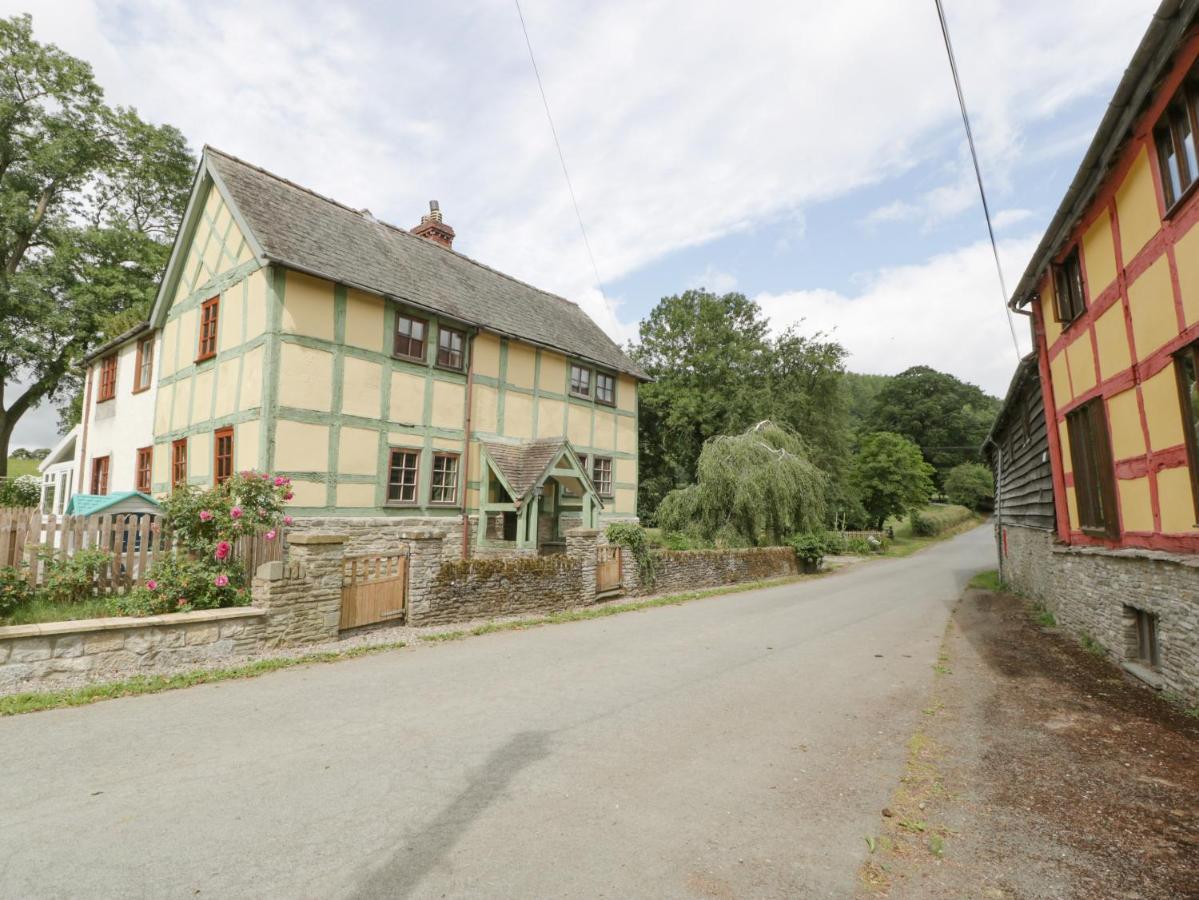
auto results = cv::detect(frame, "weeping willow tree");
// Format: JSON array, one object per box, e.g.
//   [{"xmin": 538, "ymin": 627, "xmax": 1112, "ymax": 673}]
[{"xmin": 657, "ymin": 421, "xmax": 828, "ymax": 546}]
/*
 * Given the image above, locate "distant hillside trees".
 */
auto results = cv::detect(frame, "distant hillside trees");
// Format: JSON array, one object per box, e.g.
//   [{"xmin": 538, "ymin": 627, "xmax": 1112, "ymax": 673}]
[{"xmin": 0, "ymin": 14, "xmax": 194, "ymax": 475}]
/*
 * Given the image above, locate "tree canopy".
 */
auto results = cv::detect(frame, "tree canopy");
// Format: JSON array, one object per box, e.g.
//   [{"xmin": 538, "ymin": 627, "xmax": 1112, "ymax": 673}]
[
  {"xmin": 0, "ymin": 14, "xmax": 194, "ymax": 473},
  {"xmin": 944, "ymin": 462, "xmax": 994, "ymax": 512},
  {"xmin": 656, "ymin": 421, "xmax": 827, "ymax": 546},
  {"xmin": 631, "ymin": 288, "xmax": 847, "ymax": 521},
  {"xmin": 850, "ymin": 431, "xmax": 935, "ymax": 529},
  {"xmin": 865, "ymin": 366, "xmax": 999, "ymax": 487}
]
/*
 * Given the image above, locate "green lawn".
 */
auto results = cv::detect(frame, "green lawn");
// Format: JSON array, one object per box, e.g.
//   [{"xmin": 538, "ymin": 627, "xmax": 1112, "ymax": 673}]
[{"xmin": 5, "ymin": 457, "xmax": 40, "ymax": 478}]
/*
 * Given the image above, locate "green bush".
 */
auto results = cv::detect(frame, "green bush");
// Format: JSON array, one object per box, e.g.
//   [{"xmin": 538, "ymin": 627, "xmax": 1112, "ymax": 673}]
[
  {"xmin": 605, "ymin": 522, "xmax": 657, "ymax": 586},
  {"xmin": 37, "ymin": 548, "xmax": 112, "ymax": 605},
  {"xmin": 790, "ymin": 532, "xmax": 825, "ymax": 567},
  {"xmin": 109, "ymin": 555, "xmax": 250, "ymax": 617},
  {"xmin": 0, "ymin": 475, "xmax": 40, "ymax": 508},
  {"xmin": 0, "ymin": 566, "xmax": 34, "ymax": 617},
  {"xmin": 944, "ymin": 463, "xmax": 994, "ymax": 512},
  {"xmin": 846, "ymin": 537, "xmax": 873, "ymax": 555},
  {"xmin": 910, "ymin": 504, "xmax": 975, "ymax": 537},
  {"xmin": 822, "ymin": 531, "xmax": 848, "ymax": 555}
]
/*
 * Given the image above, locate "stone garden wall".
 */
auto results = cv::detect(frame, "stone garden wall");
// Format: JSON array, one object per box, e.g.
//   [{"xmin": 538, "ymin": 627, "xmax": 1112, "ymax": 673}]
[
  {"xmin": 1001, "ymin": 524, "xmax": 1199, "ymax": 702},
  {"xmin": 622, "ymin": 547, "xmax": 799, "ymax": 597}
]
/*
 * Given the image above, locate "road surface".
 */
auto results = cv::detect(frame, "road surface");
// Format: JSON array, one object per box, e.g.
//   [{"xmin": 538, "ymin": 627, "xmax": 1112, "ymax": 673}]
[{"xmin": 0, "ymin": 525, "xmax": 992, "ymax": 898}]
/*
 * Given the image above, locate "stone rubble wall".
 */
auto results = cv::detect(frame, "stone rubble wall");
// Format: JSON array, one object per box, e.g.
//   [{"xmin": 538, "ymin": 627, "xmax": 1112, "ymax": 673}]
[
  {"xmin": 1001, "ymin": 524, "xmax": 1199, "ymax": 702},
  {"xmin": 288, "ymin": 516, "xmax": 473, "ymax": 561},
  {"xmin": 621, "ymin": 547, "xmax": 799, "ymax": 597}
]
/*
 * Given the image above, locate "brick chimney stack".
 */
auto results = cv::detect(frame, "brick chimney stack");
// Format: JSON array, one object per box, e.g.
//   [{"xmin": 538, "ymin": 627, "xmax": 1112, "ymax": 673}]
[{"xmin": 411, "ymin": 200, "xmax": 455, "ymax": 249}]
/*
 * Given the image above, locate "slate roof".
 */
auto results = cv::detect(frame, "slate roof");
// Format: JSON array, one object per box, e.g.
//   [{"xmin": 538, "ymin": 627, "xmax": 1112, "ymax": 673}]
[
  {"xmin": 206, "ymin": 148, "xmax": 646, "ymax": 379},
  {"xmin": 66, "ymin": 492, "xmax": 162, "ymax": 516},
  {"xmin": 482, "ymin": 438, "xmax": 581, "ymax": 501}
]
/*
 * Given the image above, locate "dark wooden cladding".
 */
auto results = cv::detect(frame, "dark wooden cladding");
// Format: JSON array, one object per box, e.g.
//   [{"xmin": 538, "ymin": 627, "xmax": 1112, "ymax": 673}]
[{"xmin": 986, "ymin": 356, "xmax": 1056, "ymax": 531}]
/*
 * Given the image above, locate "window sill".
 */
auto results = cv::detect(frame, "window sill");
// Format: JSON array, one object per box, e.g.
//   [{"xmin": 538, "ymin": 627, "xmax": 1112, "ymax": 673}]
[
  {"xmin": 1164, "ymin": 178, "xmax": 1199, "ymax": 220},
  {"xmin": 392, "ymin": 352, "xmax": 426, "ymax": 365},
  {"xmin": 95, "ymin": 396, "xmax": 116, "ymax": 404},
  {"xmin": 384, "ymin": 501, "xmax": 420, "ymax": 508},
  {"xmin": 194, "ymin": 353, "xmax": 216, "ymax": 365},
  {"xmin": 569, "ymin": 392, "xmax": 591, "ymax": 401},
  {"xmin": 428, "ymin": 502, "xmax": 462, "ymax": 510},
  {"xmin": 1121, "ymin": 660, "xmax": 1164, "ymax": 690},
  {"xmin": 434, "ymin": 363, "xmax": 465, "ymax": 375},
  {"xmin": 131, "ymin": 385, "xmax": 151, "ymax": 395},
  {"xmin": 595, "ymin": 399, "xmax": 616, "ymax": 408}
]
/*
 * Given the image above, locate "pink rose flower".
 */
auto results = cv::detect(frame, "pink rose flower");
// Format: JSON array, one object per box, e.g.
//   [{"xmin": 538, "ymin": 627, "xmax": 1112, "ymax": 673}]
[
  {"xmin": 260, "ymin": 472, "xmax": 270, "ymax": 480},
  {"xmin": 177, "ymin": 598, "xmax": 187, "ymax": 608},
  {"xmin": 283, "ymin": 515, "xmax": 294, "ymax": 526},
  {"xmin": 284, "ymin": 491, "xmax": 294, "ymax": 501},
  {"xmin": 214, "ymin": 540, "xmax": 232, "ymax": 561},
  {"xmin": 265, "ymin": 530, "xmax": 277, "ymax": 541},
  {"xmin": 199, "ymin": 509, "xmax": 214, "ymax": 522},
  {"xmin": 214, "ymin": 574, "xmax": 229, "ymax": 588},
  {"xmin": 274, "ymin": 476, "xmax": 286, "ymax": 486},
  {"xmin": 230, "ymin": 506, "xmax": 243, "ymax": 520},
  {"xmin": 145, "ymin": 579, "xmax": 158, "ymax": 590}
]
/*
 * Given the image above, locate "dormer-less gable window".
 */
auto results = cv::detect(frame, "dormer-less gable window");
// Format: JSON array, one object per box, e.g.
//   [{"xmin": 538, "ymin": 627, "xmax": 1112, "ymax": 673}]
[
  {"xmin": 1154, "ymin": 63, "xmax": 1199, "ymax": 211},
  {"xmin": 1052, "ymin": 248, "xmax": 1086, "ymax": 324},
  {"xmin": 133, "ymin": 335, "xmax": 154, "ymax": 393},
  {"xmin": 197, "ymin": 296, "xmax": 219, "ymax": 361}
]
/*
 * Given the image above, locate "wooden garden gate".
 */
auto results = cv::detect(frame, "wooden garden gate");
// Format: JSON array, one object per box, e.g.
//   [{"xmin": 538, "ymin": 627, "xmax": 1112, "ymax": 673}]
[
  {"xmin": 340, "ymin": 553, "xmax": 408, "ymax": 630},
  {"xmin": 596, "ymin": 544, "xmax": 622, "ymax": 595}
]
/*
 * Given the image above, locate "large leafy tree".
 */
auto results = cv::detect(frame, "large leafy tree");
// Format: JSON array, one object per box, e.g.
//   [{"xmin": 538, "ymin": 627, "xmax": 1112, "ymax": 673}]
[
  {"xmin": 631, "ymin": 289, "xmax": 849, "ymax": 521},
  {"xmin": 866, "ymin": 366, "xmax": 1000, "ymax": 487},
  {"xmin": 0, "ymin": 14, "xmax": 193, "ymax": 473},
  {"xmin": 850, "ymin": 431, "xmax": 935, "ymax": 529}
]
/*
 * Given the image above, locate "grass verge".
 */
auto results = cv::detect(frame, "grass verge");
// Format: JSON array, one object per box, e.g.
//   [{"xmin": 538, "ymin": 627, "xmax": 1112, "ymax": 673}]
[
  {"xmin": 417, "ymin": 573, "xmax": 815, "ymax": 644},
  {"xmin": 0, "ymin": 641, "xmax": 407, "ymax": 717},
  {"xmin": 879, "ymin": 515, "xmax": 985, "ymax": 559},
  {"xmin": 966, "ymin": 569, "xmax": 1002, "ymax": 591}
]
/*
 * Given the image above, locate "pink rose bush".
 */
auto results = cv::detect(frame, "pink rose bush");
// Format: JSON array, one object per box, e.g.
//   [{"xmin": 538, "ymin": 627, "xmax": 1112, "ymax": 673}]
[{"xmin": 111, "ymin": 470, "xmax": 293, "ymax": 617}]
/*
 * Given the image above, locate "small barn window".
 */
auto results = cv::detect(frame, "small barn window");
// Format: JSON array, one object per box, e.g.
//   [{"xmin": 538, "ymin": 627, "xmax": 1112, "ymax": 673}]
[
  {"xmin": 1052, "ymin": 248, "xmax": 1086, "ymax": 323},
  {"xmin": 1124, "ymin": 605, "xmax": 1160, "ymax": 670},
  {"xmin": 1065, "ymin": 399, "xmax": 1118, "ymax": 536}
]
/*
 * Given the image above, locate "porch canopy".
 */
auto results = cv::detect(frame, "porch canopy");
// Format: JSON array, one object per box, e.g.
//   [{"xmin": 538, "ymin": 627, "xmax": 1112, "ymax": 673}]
[{"xmin": 478, "ymin": 438, "xmax": 602, "ymax": 550}]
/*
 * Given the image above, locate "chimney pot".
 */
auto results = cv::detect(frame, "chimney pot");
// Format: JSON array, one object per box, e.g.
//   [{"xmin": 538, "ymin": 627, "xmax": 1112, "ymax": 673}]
[{"xmin": 412, "ymin": 200, "xmax": 454, "ymax": 249}]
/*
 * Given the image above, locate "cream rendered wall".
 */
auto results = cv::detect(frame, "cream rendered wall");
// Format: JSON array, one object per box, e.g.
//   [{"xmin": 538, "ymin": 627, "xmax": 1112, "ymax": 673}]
[{"xmin": 78, "ymin": 334, "xmax": 159, "ymax": 495}]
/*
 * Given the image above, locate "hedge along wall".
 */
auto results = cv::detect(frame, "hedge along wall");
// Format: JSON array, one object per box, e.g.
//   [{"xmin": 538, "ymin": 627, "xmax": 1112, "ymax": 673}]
[{"xmin": 623, "ymin": 547, "xmax": 799, "ymax": 597}]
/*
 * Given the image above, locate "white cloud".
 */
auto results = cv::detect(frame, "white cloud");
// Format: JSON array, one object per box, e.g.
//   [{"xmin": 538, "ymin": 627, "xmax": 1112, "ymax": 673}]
[
  {"xmin": 686, "ymin": 266, "xmax": 738, "ymax": 294},
  {"xmin": 992, "ymin": 208, "xmax": 1035, "ymax": 230},
  {"xmin": 755, "ymin": 236, "xmax": 1040, "ymax": 397}
]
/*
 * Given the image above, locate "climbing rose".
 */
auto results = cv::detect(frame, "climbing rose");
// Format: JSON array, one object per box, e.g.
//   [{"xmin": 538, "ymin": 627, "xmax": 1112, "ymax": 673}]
[
  {"xmin": 145, "ymin": 579, "xmax": 158, "ymax": 591},
  {"xmin": 199, "ymin": 510, "xmax": 213, "ymax": 522},
  {"xmin": 230, "ymin": 506, "xmax": 243, "ymax": 520},
  {"xmin": 274, "ymin": 476, "xmax": 286, "ymax": 486},
  {"xmin": 177, "ymin": 598, "xmax": 187, "ymax": 607},
  {"xmin": 214, "ymin": 574, "xmax": 229, "ymax": 588},
  {"xmin": 283, "ymin": 491, "xmax": 294, "ymax": 501},
  {"xmin": 283, "ymin": 515, "xmax": 294, "ymax": 526},
  {"xmin": 265, "ymin": 530, "xmax": 277, "ymax": 541},
  {"xmin": 214, "ymin": 540, "xmax": 232, "ymax": 561}
]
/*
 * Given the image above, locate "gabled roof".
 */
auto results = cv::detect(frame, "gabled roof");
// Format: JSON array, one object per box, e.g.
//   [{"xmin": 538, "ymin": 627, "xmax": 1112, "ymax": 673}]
[
  {"xmin": 38, "ymin": 426, "xmax": 78, "ymax": 473},
  {"xmin": 1012, "ymin": 0, "xmax": 1199, "ymax": 308},
  {"xmin": 184, "ymin": 147, "xmax": 645, "ymax": 379},
  {"xmin": 66, "ymin": 492, "xmax": 162, "ymax": 516},
  {"xmin": 481, "ymin": 438, "xmax": 598, "ymax": 504}
]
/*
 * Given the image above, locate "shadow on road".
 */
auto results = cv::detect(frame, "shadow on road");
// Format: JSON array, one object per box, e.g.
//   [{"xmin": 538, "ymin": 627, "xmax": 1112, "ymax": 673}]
[{"xmin": 352, "ymin": 730, "xmax": 552, "ymax": 899}]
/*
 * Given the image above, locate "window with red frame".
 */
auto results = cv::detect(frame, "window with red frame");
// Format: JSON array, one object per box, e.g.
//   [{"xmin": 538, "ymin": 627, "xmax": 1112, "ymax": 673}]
[
  {"xmin": 172, "ymin": 438, "xmax": 188, "ymax": 488},
  {"xmin": 1154, "ymin": 62, "xmax": 1199, "ymax": 210},
  {"xmin": 96, "ymin": 355, "xmax": 118, "ymax": 402},
  {"xmin": 91, "ymin": 456, "xmax": 110, "ymax": 495},
  {"xmin": 197, "ymin": 296, "xmax": 219, "ymax": 360},
  {"xmin": 135, "ymin": 447, "xmax": 153, "ymax": 493},
  {"xmin": 1065, "ymin": 399, "xmax": 1118, "ymax": 537},
  {"xmin": 214, "ymin": 427, "xmax": 234, "ymax": 484}
]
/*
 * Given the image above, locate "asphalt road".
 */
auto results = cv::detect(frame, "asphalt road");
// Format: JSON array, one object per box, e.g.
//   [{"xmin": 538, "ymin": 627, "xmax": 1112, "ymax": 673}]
[{"xmin": 0, "ymin": 525, "xmax": 992, "ymax": 899}]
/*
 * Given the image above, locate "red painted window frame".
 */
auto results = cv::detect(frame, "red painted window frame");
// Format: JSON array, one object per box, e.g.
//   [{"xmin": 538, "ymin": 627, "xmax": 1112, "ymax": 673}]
[
  {"xmin": 214, "ymin": 427, "xmax": 234, "ymax": 484},
  {"xmin": 96, "ymin": 355, "xmax": 118, "ymax": 402},
  {"xmin": 196, "ymin": 296, "xmax": 220, "ymax": 361},
  {"xmin": 171, "ymin": 438, "xmax": 188, "ymax": 488},
  {"xmin": 90, "ymin": 455, "xmax": 110, "ymax": 495},
  {"xmin": 135, "ymin": 446, "xmax": 153, "ymax": 494},
  {"xmin": 133, "ymin": 336, "xmax": 154, "ymax": 393}
]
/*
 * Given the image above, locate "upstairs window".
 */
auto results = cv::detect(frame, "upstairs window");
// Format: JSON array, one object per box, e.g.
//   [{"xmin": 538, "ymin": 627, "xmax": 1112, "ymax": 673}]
[
  {"xmin": 214, "ymin": 427, "xmax": 234, "ymax": 484},
  {"xmin": 1052, "ymin": 248, "xmax": 1086, "ymax": 324},
  {"xmin": 1065, "ymin": 399, "xmax": 1118, "ymax": 537},
  {"xmin": 437, "ymin": 326, "xmax": 465, "ymax": 370},
  {"xmin": 1154, "ymin": 66, "xmax": 1199, "ymax": 210},
  {"xmin": 133, "ymin": 336, "xmax": 154, "ymax": 393},
  {"xmin": 394, "ymin": 314, "xmax": 427, "ymax": 361},
  {"xmin": 595, "ymin": 371, "xmax": 616, "ymax": 406},
  {"xmin": 135, "ymin": 447, "xmax": 153, "ymax": 494},
  {"xmin": 97, "ymin": 355, "xmax": 118, "ymax": 402},
  {"xmin": 430, "ymin": 452, "xmax": 460, "ymax": 504},
  {"xmin": 570, "ymin": 364, "xmax": 591, "ymax": 398},
  {"xmin": 387, "ymin": 448, "xmax": 420, "ymax": 504},
  {"xmin": 1173, "ymin": 341, "xmax": 1199, "ymax": 523},
  {"xmin": 90, "ymin": 456, "xmax": 110, "ymax": 495},
  {"xmin": 197, "ymin": 296, "xmax": 219, "ymax": 361},
  {"xmin": 171, "ymin": 438, "xmax": 188, "ymax": 488}
]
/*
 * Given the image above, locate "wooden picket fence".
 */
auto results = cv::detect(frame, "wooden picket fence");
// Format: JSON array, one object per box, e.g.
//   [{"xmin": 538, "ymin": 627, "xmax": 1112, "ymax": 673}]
[{"xmin": 0, "ymin": 508, "xmax": 282, "ymax": 595}]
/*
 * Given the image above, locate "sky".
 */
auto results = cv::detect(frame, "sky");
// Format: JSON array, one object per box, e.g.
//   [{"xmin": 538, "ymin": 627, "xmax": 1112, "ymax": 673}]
[{"xmin": 4, "ymin": 0, "xmax": 1158, "ymax": 449}]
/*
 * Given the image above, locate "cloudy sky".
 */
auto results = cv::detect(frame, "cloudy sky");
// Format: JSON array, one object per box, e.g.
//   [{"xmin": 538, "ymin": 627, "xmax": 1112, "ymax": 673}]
[{"xmin": 6, "ymin": 0, "xmax": 1157, "ymax": 449}]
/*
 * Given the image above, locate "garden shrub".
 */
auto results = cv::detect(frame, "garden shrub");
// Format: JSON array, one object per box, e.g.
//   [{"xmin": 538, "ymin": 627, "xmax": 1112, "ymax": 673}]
[
  {"xmin": 790, "ymin": 532, "xmax": 825, "ymax": 569},
  {"xmin": 847, "ymin": 537, "xmax": 873, "ymax": 555},
  {"xmin": 910, "ymin": 504, "xmax": 975, "ymax": 537},
  {"xmin": 822, "ymin": 531, "xmax": 848, "ymax": 555},
  {"xmin": 109, "ymin": 556, "xmax": 251, "ymax": 616},
  {"xmin": 606, "ymin": 522, "xmax": 657, "ymax": 586},
  {"xmin": 37, "ymin": 548, "xmax": 113, "ymax": 605},
  {"xmin": 0, "ymin": 566, "xmax": 33, "ymax": 617},
  {"xmin": 0, "ymin": 475, "xmax": 39, "ymax": 508}
]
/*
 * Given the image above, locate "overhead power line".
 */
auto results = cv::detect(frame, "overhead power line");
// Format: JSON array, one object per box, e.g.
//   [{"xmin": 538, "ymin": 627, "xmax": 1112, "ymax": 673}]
[
  {"xmin": 933, "ymin": 0, "xmax": 1022, "ymax": 362},
  {"xmin": 513, "ymin": 0, "xmax": 608, "ymax": 301}
]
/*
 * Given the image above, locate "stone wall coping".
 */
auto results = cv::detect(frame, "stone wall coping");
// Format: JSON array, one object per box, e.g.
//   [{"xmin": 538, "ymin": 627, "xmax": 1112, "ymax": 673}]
[
  {"xmin": 0, "ymin": 607, "xmax": 266, "ymax": 640},
  {"xmin": 287, "ymin": 532, "xmax": 349, "ymax": 545},
  {"xmin": 565, "ymin": 528, "xmax": 599, "ymax": 537},
  {"xmin": 1051, "ymin": 541, "xmax": 1199, "ymax": 568},
  {"xmin": 396, "ymin": 529, "xmax": 442, "ymax": 540}
]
